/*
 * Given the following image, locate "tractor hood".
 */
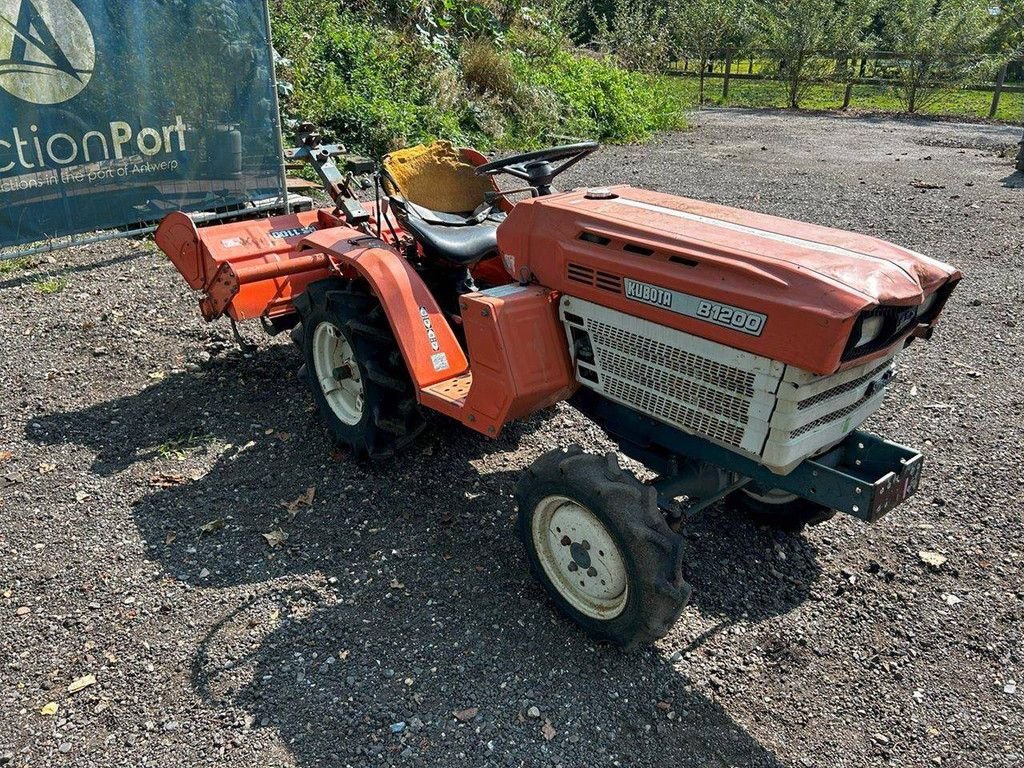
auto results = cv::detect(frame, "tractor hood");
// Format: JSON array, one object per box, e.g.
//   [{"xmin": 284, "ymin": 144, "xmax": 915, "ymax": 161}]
[
  {"xmin": 498, "ymin": 186, "xmax": 961, "ymax": 375},
  {"xmin": 559, "ymin": 186, "xmax": 956, "ymax": 305}
]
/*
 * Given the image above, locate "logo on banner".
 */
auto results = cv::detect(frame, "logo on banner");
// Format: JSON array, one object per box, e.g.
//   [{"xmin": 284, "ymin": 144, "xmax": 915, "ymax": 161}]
[{"xmin": 0, "ymin": 0, "xmax": 95, "ymax": 105}]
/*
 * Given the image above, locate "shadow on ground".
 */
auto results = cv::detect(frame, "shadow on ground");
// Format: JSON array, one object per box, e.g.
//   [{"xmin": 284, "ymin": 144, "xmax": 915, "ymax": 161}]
[
  {"xmin": 29, "ymin": 344, "xmax": 823, "ymax": 766},
  {"xmin": 1000, "ymin": 170, "xmax": 1024, "ymax": 188},
  {"xmin": 0, "ymin": 247, "xmax": 150, "ymax": 291}
]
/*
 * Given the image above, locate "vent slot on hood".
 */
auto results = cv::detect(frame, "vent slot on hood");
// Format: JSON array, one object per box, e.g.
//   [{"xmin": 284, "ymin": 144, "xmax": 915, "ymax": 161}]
[
  {"xmin": 567, "ymin": 262, "xmax": 594, "ymax": 285},
  {"xmin": 578, "ymin": 231, "xmax": 610, "ymax": 246},
  {"xmin": 566, "ymin": 262, "xmax": 623, "ymax": 294},
  {"xmin": 578, "ymin": 227, "xmax": 698, "ymax": 269},
  {"xmin": 623, "ymin": 243, "xmax": 654, "ymax": 256}
]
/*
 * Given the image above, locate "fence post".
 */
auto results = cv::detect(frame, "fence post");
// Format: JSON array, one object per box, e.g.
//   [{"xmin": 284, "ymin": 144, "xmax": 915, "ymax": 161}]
[
  {"xmin": 989, "ymin": 61, "xmax": 1008, "ymax": 119},
  {"xmin": 723, "ymin": 49, "xmax": 733, "ymax": 101},
  {"xmin": 842, "ymin": 53, "xmax": 854, "ymax": 109}
]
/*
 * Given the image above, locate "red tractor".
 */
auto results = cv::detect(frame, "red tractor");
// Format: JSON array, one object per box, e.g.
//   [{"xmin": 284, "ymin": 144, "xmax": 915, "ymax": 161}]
[{"xmin": 156, "ymin": 132, "xmax": 960, "ymax": 648}]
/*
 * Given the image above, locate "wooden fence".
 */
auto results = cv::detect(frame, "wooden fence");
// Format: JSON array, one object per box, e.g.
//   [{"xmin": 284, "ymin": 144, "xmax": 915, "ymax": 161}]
[{"xmin": 667, "ymin": 50, "xmax": 1024, "ymax": 117}]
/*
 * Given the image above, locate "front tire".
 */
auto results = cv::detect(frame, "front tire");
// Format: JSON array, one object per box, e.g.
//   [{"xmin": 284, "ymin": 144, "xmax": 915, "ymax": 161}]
[
  {"xmin": 295, "ymin": 279, "xmax": 425, "ymax": 459},
  {"xmin": 516, "ymin": 446, "xmax": 691, "ymax": 649}
]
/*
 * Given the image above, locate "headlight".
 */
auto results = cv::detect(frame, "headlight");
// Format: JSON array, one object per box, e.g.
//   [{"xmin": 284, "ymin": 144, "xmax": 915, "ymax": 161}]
[
  {"xmin": 856, "ymin": 315, "xmax": 885, "ymax": 347},
  {"xmin": 917, "ymin": 293, "xmax": 939, "ymax": 317}
]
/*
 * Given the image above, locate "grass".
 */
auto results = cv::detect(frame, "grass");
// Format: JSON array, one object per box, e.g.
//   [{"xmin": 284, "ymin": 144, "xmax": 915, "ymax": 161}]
[
  {"xmin": 34, "ymin": 277, "xmax": 67, "ymax": 294},
  {"xmin": 135, "ymin": 236, "xmax": 161, "ymax": 252},
  {"xmin": 157, "ymin": 432, "xmax": 215, "ymax": 461},
  {"xmin": 0, "ymin": 257, "xmax": 33, "ymax": 275},
  {"xmin": 662, "ymin": 75, "xmax": 1024, "ymax": 122}
]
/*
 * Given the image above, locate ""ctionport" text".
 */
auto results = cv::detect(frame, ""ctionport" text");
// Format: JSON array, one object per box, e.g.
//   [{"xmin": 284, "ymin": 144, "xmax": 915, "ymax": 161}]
[{"xmin": 0, "ymin": 117, "xmax": 187, "ymax": 175}]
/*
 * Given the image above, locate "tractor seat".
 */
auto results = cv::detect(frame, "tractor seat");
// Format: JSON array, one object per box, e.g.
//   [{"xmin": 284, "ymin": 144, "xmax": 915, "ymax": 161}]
[
  {"xmin": 402, "ymin": 215, "xmax": 500, "ymax": 266},
  {"xmin": 381, "ymin": 141, "xmax": 505, "ymax": 266}
]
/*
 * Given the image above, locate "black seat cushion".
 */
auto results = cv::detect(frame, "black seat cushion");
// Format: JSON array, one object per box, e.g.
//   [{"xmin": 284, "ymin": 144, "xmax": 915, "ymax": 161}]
[{"xmin": 403, "ymin": 216, "xmax": 499, "ymax": 266}]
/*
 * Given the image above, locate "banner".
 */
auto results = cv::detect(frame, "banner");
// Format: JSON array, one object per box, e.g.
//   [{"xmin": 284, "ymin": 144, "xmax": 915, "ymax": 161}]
[{"xmin": 0, "ymin": 0, "xmax": 284, "ymax": 248}]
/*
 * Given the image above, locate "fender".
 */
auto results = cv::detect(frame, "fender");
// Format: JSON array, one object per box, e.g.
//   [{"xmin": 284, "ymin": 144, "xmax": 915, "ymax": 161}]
[{"xmin": 299, "ymin": 230, "xmax": 469, "ymax": 388}]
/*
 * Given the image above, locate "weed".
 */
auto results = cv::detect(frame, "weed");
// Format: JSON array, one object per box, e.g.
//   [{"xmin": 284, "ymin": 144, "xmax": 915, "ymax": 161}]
[
  {"xmin": 35, "ymin": 277, "xmax": 67, "ymax": 294},
  {"xmin": 157, "ymin": 432, "xmax": 215, "ymax": 461},
  {"xmin": 272, "ymin": 1, "xmax": 685, "ymax": 155},
  {"xmin": 0, "ymin": 257, "xmax": 33, "ymax": 275},
  {"xmin": 137, "ymin": 237, "xmax": 161, "ymax": 253},
  {"xmin": 462, "ymin": 39, "xmax": 520, "ymax": 99}
]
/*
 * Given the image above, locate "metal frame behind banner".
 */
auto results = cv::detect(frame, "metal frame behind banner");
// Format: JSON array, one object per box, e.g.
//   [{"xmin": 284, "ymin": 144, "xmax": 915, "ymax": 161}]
[
  {"xmin": 0, "ymin": 0, "xmax": 288, "ymax": 262},
  {"xmin": 264, "ymin": 0, "xmax": 290, "ymax": 219},
  {"xmin": 0, "ymin": 195, "xmax": 311, "ymax": 261}
]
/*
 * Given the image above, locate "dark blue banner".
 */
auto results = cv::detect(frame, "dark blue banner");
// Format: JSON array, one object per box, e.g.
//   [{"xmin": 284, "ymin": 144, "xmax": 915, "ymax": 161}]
[{"xmin": 0, "ymin": 0, "xmax": 284, "ymax": 248}]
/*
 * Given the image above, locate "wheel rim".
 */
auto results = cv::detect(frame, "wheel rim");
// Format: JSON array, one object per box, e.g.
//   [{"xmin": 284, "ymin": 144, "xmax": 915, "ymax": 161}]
[
  {"xmin": 312, "ymin": 321, "xmax": 364, "ymax": 426},
  {"xmin": 743, "ymin": 487, "xmax": 798, "ymax": 505},
  {"xmin": 531, "ymin": 495, "xmax": 629, "ymax": 620}
]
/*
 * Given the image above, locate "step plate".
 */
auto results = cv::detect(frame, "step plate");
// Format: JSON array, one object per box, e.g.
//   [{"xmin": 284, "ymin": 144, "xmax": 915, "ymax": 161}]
[{"xmin": 423, "ymin": 373, "xmax": 473, "ymax": 405}]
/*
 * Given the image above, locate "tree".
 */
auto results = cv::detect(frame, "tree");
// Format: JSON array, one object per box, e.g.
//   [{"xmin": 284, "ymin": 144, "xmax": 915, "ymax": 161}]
[
  {"xmin": 990, "ymin": 0, "xmax": 1024, "ymax": 82},
  {"xmin": 756, "ymin": 0, "xmax": 844, "ymax": 108},
  {"xmin": 671, "ymin": 0, "xmax": 749, "ymax": 105},
  {"xmin": 828, "ymin": 0, "xmax": 881, "ymax": 107},
  {"xmin": 881, "ymin": 0, "xmax": 995, "ymax": 113},
  {"xmin": 989, "ymin": 0, "xmax": 1024, "ymax": 55},
  {"xmin": 591, "ymin": 0, "xmax": 674, "ymax": 72}
]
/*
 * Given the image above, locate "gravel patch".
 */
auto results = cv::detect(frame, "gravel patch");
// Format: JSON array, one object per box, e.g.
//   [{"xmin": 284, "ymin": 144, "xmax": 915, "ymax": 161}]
[{"xmin": 1, "ymin": 109, "xmax": 1022, "ymax": 767}]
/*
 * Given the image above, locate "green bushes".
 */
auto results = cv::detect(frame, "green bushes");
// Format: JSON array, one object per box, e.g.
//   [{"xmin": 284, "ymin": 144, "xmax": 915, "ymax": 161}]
[
  {"xmin": 270, "ymin": 1, "xmax": 685, "ymax": 156},
  {"xmin": 272, "ymin": 4, "xmax": 459, "ymax": 156},
  {"xmin": 523, "ymin": 50, "xmax": 682, "ymax": 142}
]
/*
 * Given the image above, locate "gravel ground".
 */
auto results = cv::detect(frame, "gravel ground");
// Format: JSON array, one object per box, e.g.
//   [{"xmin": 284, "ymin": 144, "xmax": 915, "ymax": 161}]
[{"xmin": 1, "ymin": 110, "xmax": 1022, "ymax": 768}]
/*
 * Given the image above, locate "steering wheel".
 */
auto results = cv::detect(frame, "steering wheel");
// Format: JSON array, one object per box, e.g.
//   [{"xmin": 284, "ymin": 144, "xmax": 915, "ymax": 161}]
[{"xmin": 475, "ymin": 141, "xmax": 599, "ymax": 195}]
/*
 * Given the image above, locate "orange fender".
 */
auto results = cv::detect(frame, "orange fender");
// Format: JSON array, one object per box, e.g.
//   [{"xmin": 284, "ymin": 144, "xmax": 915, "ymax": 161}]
[{"xmin": 299, "ymin": 230, "xmax": 469, "ymax": 389}]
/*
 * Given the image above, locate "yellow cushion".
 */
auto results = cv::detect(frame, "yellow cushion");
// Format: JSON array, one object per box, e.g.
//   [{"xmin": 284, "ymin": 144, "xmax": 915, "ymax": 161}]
[{"xmin": 383, "ymin": 141, "xmax": 496, "ymax": 214}]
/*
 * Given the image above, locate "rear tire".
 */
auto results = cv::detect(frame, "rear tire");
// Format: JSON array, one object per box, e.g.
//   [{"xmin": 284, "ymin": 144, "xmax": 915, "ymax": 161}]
[
  {"xmin": 295, "ymin": 278, "xmax": 425, "ymax": 459},
  {"xmin": 516, "ymin": 446, "xmax": 691, "ymax": 649},
  {"xmin": 731, "ymin": 486, "xmax": 835, "ymax": 533}
]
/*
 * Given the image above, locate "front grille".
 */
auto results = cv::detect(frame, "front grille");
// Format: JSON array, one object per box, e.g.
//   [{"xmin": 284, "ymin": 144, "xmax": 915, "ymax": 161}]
[
  {"xmin": 790, "ymin": 397, "xmax": 872, "ymax": 438},
  {"xmin": 599, "ymin": 348, "xmax": 752, "ymax": 424},
  {"xmin": 587, "ymin": 318, "xmax": 756, "ymax": 396},
  {"xmin": 578, "ymin": 314, "xmax": 763, "ymax": 450},
  {"xmin": 603, "ymin": 376, "xmax": 747, "ymax": 447},
  {"xmin": 797, "ymin": 358, "xmax": 892, "ymax": 411},
  {"xmin": 562, "ymin": 297, "xmax": 897, "ymax": 473}
]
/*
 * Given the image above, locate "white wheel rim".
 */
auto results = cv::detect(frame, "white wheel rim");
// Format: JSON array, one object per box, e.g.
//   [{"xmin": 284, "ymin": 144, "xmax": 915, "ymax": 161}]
[
  {"xmin": 532, "ymin": 495, "xmax": 629, "ymax": 620},
  {"xmin": 312, "ymin": 321, "xmax": 364, "ymax": 426},
  {"xmin": 744, "ymin": 487, "xmax": 798, "ymax": 505}
]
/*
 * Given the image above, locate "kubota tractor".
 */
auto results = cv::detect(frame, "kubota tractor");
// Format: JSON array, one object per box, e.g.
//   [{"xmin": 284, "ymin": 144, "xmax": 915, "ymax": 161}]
[{"xmin": 155, "ymin": 131, "xmax": 960, "ymax": 648}]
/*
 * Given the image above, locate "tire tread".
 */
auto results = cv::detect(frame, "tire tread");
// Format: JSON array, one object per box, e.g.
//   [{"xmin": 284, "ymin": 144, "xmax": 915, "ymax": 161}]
[
  {"xmin": 296, "ymin": 277, "xmax": 425, "ymax": 460},
  {"xmin": 517, "ymin": 446, "xmax": 691, "ymax": 650}
]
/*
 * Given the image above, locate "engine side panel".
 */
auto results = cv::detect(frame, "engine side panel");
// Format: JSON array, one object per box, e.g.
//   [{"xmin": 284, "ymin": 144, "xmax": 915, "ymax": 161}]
[{"xmin": 453, "ymin": 285, "xmax": 577, "ymax": 436}]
